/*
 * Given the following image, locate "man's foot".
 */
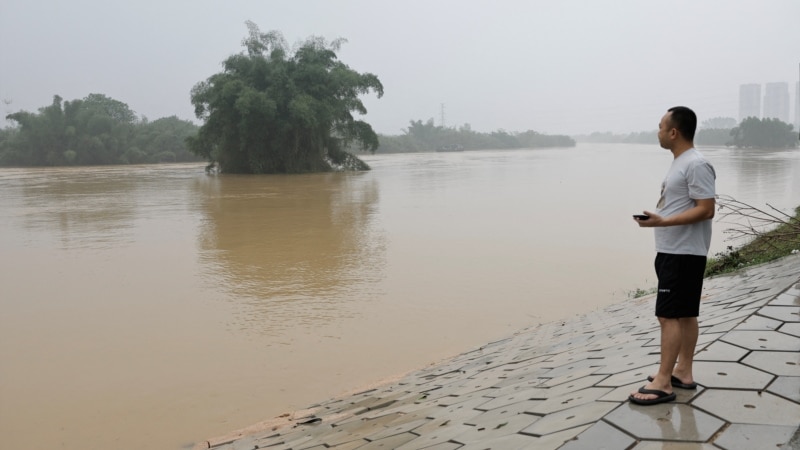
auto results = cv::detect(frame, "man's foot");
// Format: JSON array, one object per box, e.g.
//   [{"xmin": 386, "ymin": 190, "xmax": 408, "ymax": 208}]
[
  {"xmin": 647, "ymin": 374, "xmax": 698, "ymax": 390},
  {"xmin": 629, "ymin": 386, "xmax": 676, "ymax": 405}
]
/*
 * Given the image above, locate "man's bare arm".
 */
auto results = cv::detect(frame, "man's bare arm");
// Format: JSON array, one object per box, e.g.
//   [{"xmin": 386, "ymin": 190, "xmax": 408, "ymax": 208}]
[{"xmin": 639, "ymin": 197, "xmax": 715, "ymax": 227}]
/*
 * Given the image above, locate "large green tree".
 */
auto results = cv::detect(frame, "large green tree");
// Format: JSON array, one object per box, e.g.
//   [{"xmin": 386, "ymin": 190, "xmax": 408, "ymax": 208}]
[
  {"xmin": 3, "ymin": 94, "xmax": 137, "ymax": 165},
  {"xmin": 188, "ymin": 22, "xmax": 383, "ymax": 174},
  {"xmin": 730, "ymin": 117, "xmax": 798, "ymax": 149},
  {"xmin": 1, "ymin": 94, "xmax": 200, "ymax": 166}
]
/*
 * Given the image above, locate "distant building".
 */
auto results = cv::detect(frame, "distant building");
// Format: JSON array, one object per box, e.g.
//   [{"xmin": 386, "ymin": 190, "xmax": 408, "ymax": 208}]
[
  {"xmin": 763, "ymin": 82, "xmax": 790, "ymax": 123},
  {"xmin": 796, "ymin": 80, "xmax": 800, "ymax": 131},
  {"xmin": 738, "ymin": 84, "xmax": 761, "ymax": 121}
]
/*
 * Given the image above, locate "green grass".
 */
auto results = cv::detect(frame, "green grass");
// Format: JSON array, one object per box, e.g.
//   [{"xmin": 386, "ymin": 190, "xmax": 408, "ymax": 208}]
[
  {"xmin": 705, "ymin": 205, "xmax": 800, "ymax": 277},
  {"xmin": 628, "ymin": 287, "xmax": 657, "ymax": 299}
]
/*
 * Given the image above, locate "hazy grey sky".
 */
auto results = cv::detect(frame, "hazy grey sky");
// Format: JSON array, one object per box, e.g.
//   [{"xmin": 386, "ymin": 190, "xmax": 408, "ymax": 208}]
[{"xmin": 1, "ymin": 0, "xmax": 798, "ymax": 135}]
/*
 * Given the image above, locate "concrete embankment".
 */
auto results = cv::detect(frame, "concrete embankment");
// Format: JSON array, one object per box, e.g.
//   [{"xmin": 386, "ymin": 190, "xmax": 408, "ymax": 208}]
[{"xmin": 196, "ymin": 254, "xmax": 800, "ymax": 450}]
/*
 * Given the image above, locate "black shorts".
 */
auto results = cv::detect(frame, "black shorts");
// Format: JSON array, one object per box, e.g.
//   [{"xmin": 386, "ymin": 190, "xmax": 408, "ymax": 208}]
[{"xmin": 654, "ymin": 253, "xmax": 707, "ymax": 318}]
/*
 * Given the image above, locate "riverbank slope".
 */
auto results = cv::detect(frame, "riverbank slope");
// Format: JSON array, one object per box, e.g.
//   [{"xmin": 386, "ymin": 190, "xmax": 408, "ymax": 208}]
[{"xmin": 195, "ymin": 253, "xmax": 800, "ymax": 450}]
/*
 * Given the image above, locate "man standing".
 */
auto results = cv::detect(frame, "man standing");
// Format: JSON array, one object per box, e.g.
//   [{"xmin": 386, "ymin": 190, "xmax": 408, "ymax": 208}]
[{"xmin": 629, "ymin": 106, "xmax": 716, "ymax": 405}]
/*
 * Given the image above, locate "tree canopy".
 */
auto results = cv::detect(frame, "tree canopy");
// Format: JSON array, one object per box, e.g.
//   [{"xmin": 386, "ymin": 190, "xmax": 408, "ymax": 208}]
[
  {"xmin": 188, "ymin": 22, "xmax": 383, "ymax": 174},
  {"xmin": 1, "ymin": 94, "xmax": 200, "ymax": 166},
  {"xmin": 730, "ymin": 117, "xmax": 798, "ymax": 149}
]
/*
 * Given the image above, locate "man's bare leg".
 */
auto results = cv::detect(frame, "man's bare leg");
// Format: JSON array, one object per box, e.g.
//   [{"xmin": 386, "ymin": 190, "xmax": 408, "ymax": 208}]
[
  {"xmin": 672, "ymin": 317, "xmax": 698, "ymax": 384},
  {"xmin": 631, "ymin": 317, "xmax": 680, "ymax": 401}
]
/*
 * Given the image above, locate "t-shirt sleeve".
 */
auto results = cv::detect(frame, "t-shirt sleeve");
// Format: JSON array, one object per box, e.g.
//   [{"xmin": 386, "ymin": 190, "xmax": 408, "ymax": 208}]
[{"xmin": 687, "ymin": 161, "xmax": 716, "ymax": 200}]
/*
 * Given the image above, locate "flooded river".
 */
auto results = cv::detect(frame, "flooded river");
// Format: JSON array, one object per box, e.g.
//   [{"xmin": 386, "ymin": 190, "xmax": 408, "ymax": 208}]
[{"xmin": 1, "ymin": 143, "xmax": 798, "ymax": 449}]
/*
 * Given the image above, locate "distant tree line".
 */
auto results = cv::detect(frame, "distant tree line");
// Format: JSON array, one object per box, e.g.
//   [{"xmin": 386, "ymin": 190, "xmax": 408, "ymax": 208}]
[
  {"xmin": 573, "ymin": 130, "xmax": 656, "ymax": 145},
  {"xmin": 370, "ymin": 119, "xmax": 575, "ymax": 153},
  {"xmin": 574, "ymin": 116, "xmax": 798, "ymax": 149},
  {"xmin": 0, "ymin": 94, "xmax": 201, "ymax": 167}
]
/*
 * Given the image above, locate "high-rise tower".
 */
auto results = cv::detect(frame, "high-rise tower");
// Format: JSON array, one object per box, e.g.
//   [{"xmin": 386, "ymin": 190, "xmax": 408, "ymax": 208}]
[
  {"xmin": 763, "ymin": 82, "xmax": 790, "ymax": 123},
  {"xmin": 795, "ymin": 80, "xmax": 800, "ymax": 131},
  {"xmin": 738, "ymin": 84, "xmax": 761, "ymax": 121},
  {"xmin": 795, "ymin": 63, "xmax": 800, "ymax": 131}
]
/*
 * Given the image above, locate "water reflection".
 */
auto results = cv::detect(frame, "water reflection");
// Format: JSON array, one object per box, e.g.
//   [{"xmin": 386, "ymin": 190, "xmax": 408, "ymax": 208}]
[
  {"xmin": 9, "ymin": 167, "xmax": 136, "ymax": 249},
  {"xmin": 726, "ymin": 148, "xmax": 797, "ymax": 202},
  {"xmin": 193, "ymin": 172, "xmax": 386, "ymax": 337}
]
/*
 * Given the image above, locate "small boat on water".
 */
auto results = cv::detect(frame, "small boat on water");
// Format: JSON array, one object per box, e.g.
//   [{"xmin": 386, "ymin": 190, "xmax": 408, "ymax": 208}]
[{"xmin": 435, "ymin": 144, "xmax": 464, "ymax": 152}]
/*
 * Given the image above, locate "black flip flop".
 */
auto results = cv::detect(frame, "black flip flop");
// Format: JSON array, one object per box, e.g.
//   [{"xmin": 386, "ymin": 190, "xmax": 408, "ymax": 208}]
[
  {"xmin": 647, "ymin": 375, "xmax": 698, "ymax": 390},
  {"xmin": 629, "ymin": 387, "xmax": 676, "ymax": 405}
]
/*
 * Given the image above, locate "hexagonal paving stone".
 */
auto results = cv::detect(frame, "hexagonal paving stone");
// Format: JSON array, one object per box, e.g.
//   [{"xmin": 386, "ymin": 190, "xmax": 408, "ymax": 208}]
[
  {"xmin": 325, "ymin": 412, "xmax": 407, "ymax": 442},
  {"xmin": 741, "ymin": 350, "xmax": 800, "ymax": 377},
  {"xmin": 593, "ymin": 346, "xmax": 655, "ymax": 374},
  {"xmin": 477, "ymin": 387, "xmax": 547, "ymax": 411},
  {"xmin": 712, "ymin": 423, "xmax": 798, "ymax": 450},
  {"xmin": 633, "ymin": 441, "xmax": 719, "ymax": 450},
  {"xmin": 733, "ymin": 314, "xmax": 782, "ymax": 331},
  {"xmin": 781, "ymin": 322, "xmax": 800, "ymax": 338},
  {"xmin": 393, "ymin": 421, "xmax": 473, "ymax": 450},
  {"xmin": 456, "ymin": 432, "xmax": 540, "ymax": 450},
  {"xmin": 539, "ymin": 374, "xmax": 609, "ymax": 398},
  {"xmin": 412, "ymin": 443, "xmax": 462, "ymax": 450},
  {"xmin": 426, "ymin": 397, "xmax": 496, "ymax": 422},
  {"xmin": 537, "ymin": 366, "xmax": 602, "ymax": 388},
  {"xmin": 525, "ymin": 387, "xmax": 613, "ymax": 415},
  {"xmin": 435, "ymin": 390, "xmax": 497, "ymax": 408},
  {"xmin": 605, "ymin": 403, "xmax": 724, "ymax": 442},
  {"xmin": 721, "ymin": 330, "xmax": 800, "ymax": 351},
  {"xmin": 532, "ymin": 424, "xmax": 592, "ymax": 450},
  {"xmin": 767, "ymin": 376, "xmax": 800, "ymax": 403},
  {"xmin": 631, "ymin": 443, "xmax": 718, "ymax": 449},
  {"xmin": 758, "ymin": 305, "xmax": 800, "ymax": 322},
  {"xmin": 356, "ymin": 431, "xmax": 418, "ymax": 449},
  {"xmin": 558, "ymin": 420, "xmax": 636, "ymax": 450},
  {"xmin": 451, "ymin": 412, "xmax": 540, "ymax": 444},
  {"xmin": 692, "ymin": 389, "xmax": 800, "ymax": 426},
  {"xmin": 694, "ymin": 340, "xmax": 750, "ymax": 362},
  {"xmin": 696, "ymin": 332, "xmax": 723, "ymax": 347},
  {"xmin": 700, "ymin": 308, "xmax": 753, "ymax": 329},
  {"xmin": 771, "ymin": 290, "xmax": 800, "ymax": 306},
  {"xmin": 692, "ymin": 361, "xmax": 774, "ymax": 389},
  {"xmin": 726, "ymin": 296, "xmax": 773, "ymax": 310},
  {"xmin": 521, "ymin": 401, "xmax": 618, "ymax": 436},
  {"xmin": 364, "ymin": 418, "xmax": 430, "ymax": 442},
  {"xmin": 464, "ymin": 402, "xmax": 536, "ymax": 427},
  {"xmin": 597, "ymin": 365, "xmax": 660, "ymax": 388},
  {"xmin": 326, "ymin": 440, "xmax": 369, "ymax": 450},
  {"xmin": 589, "ymin": 350, "xmax": 660, "ymax": 375}
]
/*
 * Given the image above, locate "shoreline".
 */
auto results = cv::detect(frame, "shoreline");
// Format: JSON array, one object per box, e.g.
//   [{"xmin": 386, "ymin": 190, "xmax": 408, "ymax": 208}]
[{"xmin": 194, "ymin": 255, "xmax": 800, "ymax": 450}]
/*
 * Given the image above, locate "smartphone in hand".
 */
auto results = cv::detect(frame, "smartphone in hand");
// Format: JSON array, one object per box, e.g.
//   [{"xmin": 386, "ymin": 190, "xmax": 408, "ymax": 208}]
[{"xmin": 633, "ymin": 214, "xmax": 650, "ymax": 220}]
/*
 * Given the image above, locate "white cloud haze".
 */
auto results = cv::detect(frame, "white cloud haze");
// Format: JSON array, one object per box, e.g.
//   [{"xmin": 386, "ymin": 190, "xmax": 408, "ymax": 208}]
[{"xmin": 1, "ymin": 0, "xmax": 798, "ymax": 135}]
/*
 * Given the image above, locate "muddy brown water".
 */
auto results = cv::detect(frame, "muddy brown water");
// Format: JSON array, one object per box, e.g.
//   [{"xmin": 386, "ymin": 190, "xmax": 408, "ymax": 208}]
[{"xmin": 1, "ymin": 144, "xmax": 798, "ymax": 449}]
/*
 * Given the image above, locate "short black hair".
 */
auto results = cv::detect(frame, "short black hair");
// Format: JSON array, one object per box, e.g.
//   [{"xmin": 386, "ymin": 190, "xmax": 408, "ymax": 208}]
[{"xmin": 667, "ymin": 106, "xmax": 697, "ymax": 141}]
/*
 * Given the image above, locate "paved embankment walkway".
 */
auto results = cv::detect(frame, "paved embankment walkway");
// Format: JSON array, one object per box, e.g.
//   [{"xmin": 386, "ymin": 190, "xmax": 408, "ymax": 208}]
[{"xmin": 196, "ymin": 254, "xmax": 800, "ymax": 450}]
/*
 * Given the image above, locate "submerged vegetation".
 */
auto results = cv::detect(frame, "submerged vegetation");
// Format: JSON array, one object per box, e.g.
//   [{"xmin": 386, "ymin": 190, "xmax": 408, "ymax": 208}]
[
  {"xmin": 189, "ymin": 22, "xmax": 383, "ymax": 174},
  {"xmin": 705, "ymin": 197, "xmax": 800, "ymax": 277}
]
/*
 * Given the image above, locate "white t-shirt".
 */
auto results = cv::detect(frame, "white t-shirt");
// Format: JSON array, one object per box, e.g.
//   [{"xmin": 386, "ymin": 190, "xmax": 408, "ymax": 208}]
[{"xmin": 654, "ymin": 148, "xmax": 716, "ymax": 256}]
